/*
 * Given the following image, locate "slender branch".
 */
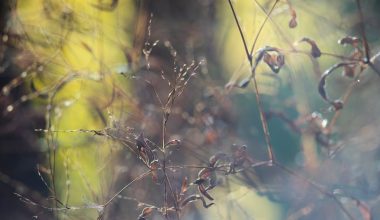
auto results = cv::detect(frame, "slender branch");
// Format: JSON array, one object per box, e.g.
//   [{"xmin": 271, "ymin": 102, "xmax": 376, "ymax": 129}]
[
  {"xmin": 251, "ymin": 77, "xmax": 275, "ymax": 162},
  {"xmin": 249, "ymin": 0, "xmax": 280, "ymax": 55},
  {"xmin": 355, "ymin": 0, "xmax": 370, "ymax": 63},
  {"xmin": 103, "ymin": 170, "xmax": 151, "ymax": 207},
  {"xmin": 227, "ymin": 0, "xmax": 276, "ymax": 163},
  {"xmin": 227, "ymin": 0, "xmax": 252, "ymax": 63},
  {"xmin": 326, "ymin": 69, "xmax": 364, "ymax": 133}
]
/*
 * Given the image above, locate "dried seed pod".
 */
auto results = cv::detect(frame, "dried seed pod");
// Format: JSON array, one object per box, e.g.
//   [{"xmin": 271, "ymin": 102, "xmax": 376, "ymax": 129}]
[{"xmin": 289, "ymin": 8, "xmax": 297, "ymax": 28}]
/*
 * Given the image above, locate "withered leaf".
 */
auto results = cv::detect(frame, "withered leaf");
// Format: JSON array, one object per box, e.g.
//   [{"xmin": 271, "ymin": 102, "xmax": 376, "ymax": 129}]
[
  {"xmin": 338, "ymin": 36, "xmax": 361, "ymax": 48},
  {"xmin": 263, "ymin": 52, "xmax": 285, "ymax": 73},
  {"xmin": 198, "ymin": 184, "xmax": 214, "ymax": 201},
  {"xmin": 137, "ymin": 206, "xmax": 155, "ymax": 220},
  {"xmin": 318, "ymin": 62, "xmax": 355, "ymax": 110},
  {"xmin": 180, "ymin": 195, "xmax": 214, "ymax": 209},
  {"xmin": 252, "ymin": 46, "xmax": 285, "ymax": 75},
  {"xmin": 165, "ymin": 139, "xmax": 181, "ymax": 147},
  {"xmin": 299, "ymin": 37, "xmax": 321, "ymax": 58}
]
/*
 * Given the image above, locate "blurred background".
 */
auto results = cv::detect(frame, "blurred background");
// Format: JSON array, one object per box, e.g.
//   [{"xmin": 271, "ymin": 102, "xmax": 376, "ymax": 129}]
[{"xmin": 1, "ymin": 0, "xmax": 380, "ymax": 219}]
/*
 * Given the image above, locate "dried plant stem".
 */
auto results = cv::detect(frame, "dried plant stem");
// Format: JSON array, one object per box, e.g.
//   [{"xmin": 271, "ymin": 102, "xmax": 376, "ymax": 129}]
[
  {"xmin": 228, "ymin": 0, "xmax": 275, "ymax": 163},
  {"xmin": 355, "ymin": 0, "xmax": 370, "ymax": 62},
  {"xmin": 251, "ymin": 77, "xmax": 275, "ymax": 163},
  {"xmin": 326, "ymin": 70, "xmax": 364, "ymax": 134},
  {"xmin": 227, "ymin": 0, "xmax": 251, "ymax": 62},
  {"xmin": 103, "ymin": 170, "xmax": 151, "ymax": 207},
  {"xmin": 249, "ymin": 0, "xmax": 280, "ymax": 56},
  {"xmin": 252, "ymin": 0, "xmax": 320, "ymax": 169},
  {"xmin": 227, "ymin": 1, "xmax": 361, "ymax": 219}
]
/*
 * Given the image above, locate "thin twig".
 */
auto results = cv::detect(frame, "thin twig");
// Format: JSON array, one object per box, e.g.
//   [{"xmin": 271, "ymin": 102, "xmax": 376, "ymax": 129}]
[
  {"xmin": 249, "ymin": 0, "xmax": 280, "ymax": 56},
  {"xmin": 227, "ymin": 0, "xmax": 252, "ymax": 63},
  {"xmin": 227, "ymin": 0, "xmax": 275, "ymax": 163},
  {"xmin": 355, "ymin": 0, "xmax": 370, "ymax": 63}
]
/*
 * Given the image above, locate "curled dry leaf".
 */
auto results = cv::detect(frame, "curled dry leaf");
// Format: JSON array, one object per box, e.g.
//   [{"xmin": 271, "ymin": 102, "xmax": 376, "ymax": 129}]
[
  {"xmin": 165, "ymin": 139, "xmax": 181, "ymax": 147},
  {"xmin": 198, "ymin": 184, "xmax": 214, "ymax": 201},
  {"xmin": 252, "ymin": 46, "xmax": 285, "ymax": 76},
  {"xmin": 137, "ymin": 206, "xmax": 155, "ymax": 220},
  {"xmin": 338, "ymin": 36, "xmax": 361, "ymax": 48},
  {"xmin": 193, "ymin": 166, "xmax": 217, "ymax": 200},
  {"xmin": 299, "ymin": 37, "xmax": 321, "ymax": 58},
  {"xmin": 180, "ymin": 195, "xmax": 214, "ymax": 209},
  {"xmin": 318, "ymin": 62, "xmax": 356, "ymax": 110},
  {"xmin": 263, "ymin": 52, "xmax": 285, "ymax": 73}
]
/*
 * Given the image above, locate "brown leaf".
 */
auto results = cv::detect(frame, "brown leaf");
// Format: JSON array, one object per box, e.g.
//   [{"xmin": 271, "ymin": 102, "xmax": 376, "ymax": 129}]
[
  {"xmin": 318, "ymin": 62, "xmax": 355, "ymax": 110},
  {"xmin": 180, "ymin": 195, "xmax": 214, "ymax": 208},
  {"xmin": 299, "ymin": 37, "xmax": 321, "ymax": 58},
  {"xmin": 138, "ymin": 206, "xmax": 155, "ymax": 220},
  {"xmin": 338, "ymin": 36, "xmax": 361, "ymax": 48},
  {"xmin": 165, "ymin": 139, "xmax": 181, "ymax": 147},
  {"xmin": 251, "ymin": 46, "xmax": 284, "ymax": 76},
  {"xmin": 198, "ymin": 184, "xmax": 214, "ymax": 201}
]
